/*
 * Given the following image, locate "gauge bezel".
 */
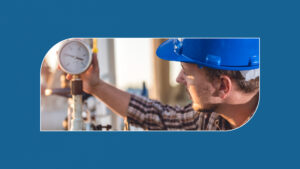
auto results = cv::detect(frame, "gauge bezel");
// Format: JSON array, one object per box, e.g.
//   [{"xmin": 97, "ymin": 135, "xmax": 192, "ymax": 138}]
[{"xmin": 58, "ymin": 39, "xmax": 92, "ymax": 75}]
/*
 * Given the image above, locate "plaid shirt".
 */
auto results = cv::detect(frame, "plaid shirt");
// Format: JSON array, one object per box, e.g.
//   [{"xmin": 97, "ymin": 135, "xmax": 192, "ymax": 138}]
[{"xmin": 127, "ymin": 94, "xmax": 232, "ymax": 131}]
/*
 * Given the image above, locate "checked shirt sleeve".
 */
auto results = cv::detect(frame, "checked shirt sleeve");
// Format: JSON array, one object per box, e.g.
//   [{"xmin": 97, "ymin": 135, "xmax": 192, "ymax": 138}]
[{"xmin": 126, "ymin": 94, "xmax": 200, "ymax": 130}]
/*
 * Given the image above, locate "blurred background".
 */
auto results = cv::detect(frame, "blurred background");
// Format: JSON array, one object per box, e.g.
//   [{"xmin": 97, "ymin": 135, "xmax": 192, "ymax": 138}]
[{"xmin": 40, "ymin": 38, "xmax": 191, "ymax": 131}]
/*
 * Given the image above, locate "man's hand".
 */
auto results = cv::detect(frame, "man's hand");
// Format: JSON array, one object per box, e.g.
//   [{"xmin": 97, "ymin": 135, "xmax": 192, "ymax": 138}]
[{"xmin": 66, "ymin": 53, "xmax": 102, "ymax": 94}]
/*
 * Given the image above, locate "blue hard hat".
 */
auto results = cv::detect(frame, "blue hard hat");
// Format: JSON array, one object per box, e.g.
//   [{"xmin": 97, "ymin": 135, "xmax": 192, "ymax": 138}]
[{"xmin": 156, "ymin": 38, "xmax": 259, "ymax": 70}]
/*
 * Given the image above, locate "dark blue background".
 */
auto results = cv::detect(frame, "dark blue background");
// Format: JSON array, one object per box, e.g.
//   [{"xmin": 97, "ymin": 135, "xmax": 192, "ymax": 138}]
[{"xmin": 0, "ymin": 0, "xmax": 299, "ymax": 168}]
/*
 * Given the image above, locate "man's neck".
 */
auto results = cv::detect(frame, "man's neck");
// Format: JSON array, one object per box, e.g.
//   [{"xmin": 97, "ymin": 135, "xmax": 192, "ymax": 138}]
[{"xmin": 216, "ymin": 92, "xmax": 259, "ymax": 129}]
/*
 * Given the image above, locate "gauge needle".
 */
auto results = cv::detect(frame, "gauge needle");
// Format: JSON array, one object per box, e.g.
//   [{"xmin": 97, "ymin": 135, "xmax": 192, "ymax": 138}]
[
  {"xmin": 65, "ymin": 53, "xmax": 75, "ymax": 58},
  {"xmin": 75, "ymin": 57, "xmax": 84, "ymax": 61},
  {"xmin": 65, "ymin": 53, "xmax": 83, "ymax": 61}
]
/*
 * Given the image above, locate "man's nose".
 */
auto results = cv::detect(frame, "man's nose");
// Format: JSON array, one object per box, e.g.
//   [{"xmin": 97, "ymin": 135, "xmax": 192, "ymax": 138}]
[{"xmin": 176, "ymin": 70, "xmax": 186, "ymax": 84}]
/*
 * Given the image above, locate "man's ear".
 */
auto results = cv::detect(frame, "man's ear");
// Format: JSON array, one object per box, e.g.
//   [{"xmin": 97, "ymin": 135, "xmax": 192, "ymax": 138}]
[{"xmin": 218, "ymin": 75, "xmax": 232, "ymax": 99}]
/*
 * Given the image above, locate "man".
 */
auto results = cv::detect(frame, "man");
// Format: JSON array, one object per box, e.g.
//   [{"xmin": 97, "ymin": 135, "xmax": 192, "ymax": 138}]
[{"xmin": 66, "ymin": 38, "xmax": 259, "ymax": 130}]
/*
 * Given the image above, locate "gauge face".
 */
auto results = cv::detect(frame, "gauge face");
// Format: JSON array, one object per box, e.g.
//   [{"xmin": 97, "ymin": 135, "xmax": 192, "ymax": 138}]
[{"xmin": 58, "ymin": 40, "xmax": 92, "ymax": 75}]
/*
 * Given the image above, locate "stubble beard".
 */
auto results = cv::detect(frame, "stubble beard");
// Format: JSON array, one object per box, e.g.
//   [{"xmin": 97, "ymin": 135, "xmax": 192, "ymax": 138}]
[{"xmin": 186, "ymin": 88, "xmax": 218, "ymax": 113}]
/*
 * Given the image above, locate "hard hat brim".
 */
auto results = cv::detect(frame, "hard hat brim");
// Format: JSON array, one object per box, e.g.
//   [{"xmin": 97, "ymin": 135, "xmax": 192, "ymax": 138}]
[{"xmin": 156, "ymin": 39, "xmax": 196, "ymax": 63}]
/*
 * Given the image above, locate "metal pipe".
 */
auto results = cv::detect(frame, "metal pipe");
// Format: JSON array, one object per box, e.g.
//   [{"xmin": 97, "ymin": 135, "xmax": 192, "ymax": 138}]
[
  {"xmin": 67, "ymin": 98, "xmax": 73, "ymax": 130},
  {"xmin": 70, "ymin": 75, "xmax": 83, "ymax": 131}
]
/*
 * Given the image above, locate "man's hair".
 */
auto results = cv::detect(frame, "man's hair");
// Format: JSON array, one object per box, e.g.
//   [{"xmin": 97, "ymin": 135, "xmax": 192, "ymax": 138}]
[{"xmin": 203, "ymin": 67, "xmax": 259, "ymax": 93}]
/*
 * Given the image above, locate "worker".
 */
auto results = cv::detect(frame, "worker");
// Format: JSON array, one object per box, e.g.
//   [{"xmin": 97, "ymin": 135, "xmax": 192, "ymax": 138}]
[{"xmin": 66, "ymin": 38, "xmax": 259, "ymax": 130}]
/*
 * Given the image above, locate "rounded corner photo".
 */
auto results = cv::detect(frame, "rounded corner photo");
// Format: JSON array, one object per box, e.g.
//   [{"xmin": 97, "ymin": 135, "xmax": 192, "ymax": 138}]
[{"xmin": 40, "ymin": 38, "xmax": 260, "ymax": 131}]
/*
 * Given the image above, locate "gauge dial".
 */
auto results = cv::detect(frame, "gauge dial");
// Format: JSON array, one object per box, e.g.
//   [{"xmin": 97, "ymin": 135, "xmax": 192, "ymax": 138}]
[{"xmin": 58, "ymin": 40, "xmax": 92, "ymax": 75}]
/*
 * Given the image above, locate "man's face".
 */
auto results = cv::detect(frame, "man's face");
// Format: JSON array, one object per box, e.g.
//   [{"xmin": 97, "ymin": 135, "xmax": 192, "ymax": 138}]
[{"xmin": 176, "ymin": 62, "xmax": 219, "ymax": 111}]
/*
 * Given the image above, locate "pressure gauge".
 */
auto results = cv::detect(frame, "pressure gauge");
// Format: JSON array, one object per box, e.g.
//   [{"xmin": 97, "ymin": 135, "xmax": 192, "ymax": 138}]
[{"xmin": 58, "ymin": 40, "xmax": 92, "ymax": 75}]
